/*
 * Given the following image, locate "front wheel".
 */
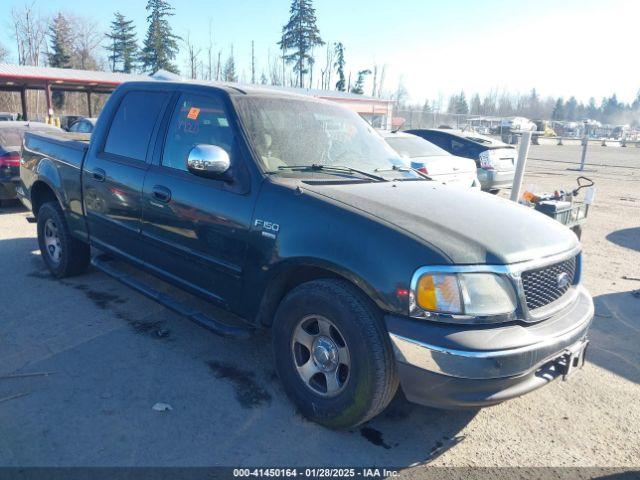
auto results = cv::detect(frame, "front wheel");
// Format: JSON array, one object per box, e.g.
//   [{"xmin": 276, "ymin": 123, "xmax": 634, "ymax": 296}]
[
  {"xmin": 37, "ymin": 202, "xmax": 90, "ymax": 278},
  {"xmin": 272, "ymin": 279, "xmax": 398, "ymax": 429}
]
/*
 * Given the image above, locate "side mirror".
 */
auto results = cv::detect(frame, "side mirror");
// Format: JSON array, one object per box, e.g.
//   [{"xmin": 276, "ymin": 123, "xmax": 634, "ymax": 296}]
[{"xmin": 186, "ymin": 144, "xmax": 231, "ymax": 178}]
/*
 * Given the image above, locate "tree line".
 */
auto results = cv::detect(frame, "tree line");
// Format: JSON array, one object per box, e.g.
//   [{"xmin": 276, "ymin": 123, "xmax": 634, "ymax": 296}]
[
  {"xmin": 435, "ymin": 88, "xmax": 640, "ymax": 126},
  {"xmin": 1, "ymin": 0, "xmax": 638, "ymax": 126}
]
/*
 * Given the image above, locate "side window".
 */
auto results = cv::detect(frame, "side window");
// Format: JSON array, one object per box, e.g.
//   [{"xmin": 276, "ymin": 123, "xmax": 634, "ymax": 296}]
[
  {"xmin": 69, "ymin": 122, "xmax": 79, "ymax": 133},
  {"xmin": 104, "ymin": 90, "xmax": 167, "ymax": 161},
  {"xmin": 425, "ymin": 132, "xmax": 448, "ymax": 150},
  {"xmin": 162, "ymin": 93, "xmax": 236, "ymax": 172}
]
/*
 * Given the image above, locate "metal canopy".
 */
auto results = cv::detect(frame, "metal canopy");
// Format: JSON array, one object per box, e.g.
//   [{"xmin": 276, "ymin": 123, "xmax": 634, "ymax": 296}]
[{"xmin": 0, "ymin": 64, "xmax": 148, "ymax": 120}]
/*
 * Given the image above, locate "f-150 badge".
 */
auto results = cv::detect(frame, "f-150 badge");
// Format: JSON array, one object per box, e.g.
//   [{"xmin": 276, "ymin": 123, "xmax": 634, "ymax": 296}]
[{"xmin": 255, "ymin": 219, "xmax": 280, "ymax": 239}]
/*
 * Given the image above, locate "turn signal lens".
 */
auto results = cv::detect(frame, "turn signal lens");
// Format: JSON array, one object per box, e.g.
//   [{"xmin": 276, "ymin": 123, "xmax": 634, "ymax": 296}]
[{"xmin": 416, "ymin": 274, "xmax": 462, "ymax": 314}]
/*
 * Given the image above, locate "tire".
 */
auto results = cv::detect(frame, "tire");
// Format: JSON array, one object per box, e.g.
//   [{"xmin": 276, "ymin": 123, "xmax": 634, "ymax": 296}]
[
  {"xmin": 37, "ymin": 201, "xmax": 90, "ymax": 278},
  {"xmin": 272, "ymin": 279, "xmax": 399, "ymax": 429},
  {"xmin": 489, "ymin": 189, "xmax": 500, "ymax": 195}
]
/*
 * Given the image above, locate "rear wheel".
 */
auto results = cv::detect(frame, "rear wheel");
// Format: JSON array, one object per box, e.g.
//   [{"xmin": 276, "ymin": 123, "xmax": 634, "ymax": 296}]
[
  {"xmin": 489, "ymin": 189, "xmax": 500, "ymax": 195},
  {"xmin": 272, "ymin": 279, "xmax": 398, "ymax": 429},
  {"xmin": 37, "ymin": 202, "xmax": 90, "ymax": 278}
]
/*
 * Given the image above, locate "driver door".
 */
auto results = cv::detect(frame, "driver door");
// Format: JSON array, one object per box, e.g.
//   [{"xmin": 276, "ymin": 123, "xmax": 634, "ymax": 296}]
[{"xmin": 139, "ymin": 91, "xmax": 255, "ymax": 310}]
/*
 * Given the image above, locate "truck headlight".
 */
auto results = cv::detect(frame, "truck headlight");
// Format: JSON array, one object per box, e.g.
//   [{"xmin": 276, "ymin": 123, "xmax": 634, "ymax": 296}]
[{"xmin": 412, "ymin": 272, "xmax": 517, "ymax": 319}]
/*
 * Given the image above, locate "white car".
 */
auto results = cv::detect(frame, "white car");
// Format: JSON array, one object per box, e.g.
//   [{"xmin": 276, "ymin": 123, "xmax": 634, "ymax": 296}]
[{"xmin": 381, "ymin": 131, "xmax": 480, "ymax": 190}]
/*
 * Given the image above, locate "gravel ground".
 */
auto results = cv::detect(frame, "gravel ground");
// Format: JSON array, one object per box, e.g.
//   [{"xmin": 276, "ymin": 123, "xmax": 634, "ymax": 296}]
[{"xmin": 0, "ymin": 144, "xmax": 638, "ymax": 472}]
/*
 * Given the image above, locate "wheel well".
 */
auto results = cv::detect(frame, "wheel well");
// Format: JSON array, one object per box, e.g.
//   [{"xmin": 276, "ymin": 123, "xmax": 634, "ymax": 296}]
[
  {"xmin": 31, "ymin": 182, "xmax": 59, "ymax": 217},
  {"xmin": 257, "ymin": 265, "xmax": 375, "ymax": 327}
]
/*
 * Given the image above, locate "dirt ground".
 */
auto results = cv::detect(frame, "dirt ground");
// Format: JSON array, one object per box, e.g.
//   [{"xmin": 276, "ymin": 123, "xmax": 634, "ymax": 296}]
[{"xmin": 0, "ymin": 144, "xmax": 638, "ymax": 472}]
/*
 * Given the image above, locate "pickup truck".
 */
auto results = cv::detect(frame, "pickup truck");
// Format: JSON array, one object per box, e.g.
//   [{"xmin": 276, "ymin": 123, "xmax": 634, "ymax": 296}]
[{"xmin": 18, "ymin": 81, "xmax": 594, "ymax": 429}]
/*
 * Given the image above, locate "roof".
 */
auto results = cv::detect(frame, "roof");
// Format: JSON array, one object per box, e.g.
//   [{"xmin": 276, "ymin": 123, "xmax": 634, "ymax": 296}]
[
  {"xmin": 0, "ymin": 63, "xmax": 148, "ymax": 92},
  {"xmin": 377, "ymin": 130, "xmax": 417, "ymax": 138},
  {"xmin": 0, "ymin": 64, "xmax": 393, "ymax": 107}
]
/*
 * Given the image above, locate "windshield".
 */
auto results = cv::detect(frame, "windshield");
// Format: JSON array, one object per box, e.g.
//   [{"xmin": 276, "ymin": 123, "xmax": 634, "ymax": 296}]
[
  {"xmin": 385, "ymin": 136, "xmax": 449, "ymax": 158},
  {"xmin": 234, "ymin": 96, "xmax": 414, "ymax": 178}
]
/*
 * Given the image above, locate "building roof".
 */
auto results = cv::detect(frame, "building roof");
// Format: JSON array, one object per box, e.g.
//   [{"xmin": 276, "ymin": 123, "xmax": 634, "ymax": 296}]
[
  {"xmin": 0, "ymin": 64, "xmax": 393, "ymax": 106},
  {"xmin": 0, "ymin": 64, "xmax": 148, "ymax": 92}
]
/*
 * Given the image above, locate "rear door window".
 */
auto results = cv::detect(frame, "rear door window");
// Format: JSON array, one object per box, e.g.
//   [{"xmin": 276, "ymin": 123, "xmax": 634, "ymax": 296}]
[{"xmin": 104, "ymin": 91, "xmax": 168, "ymax": 161}]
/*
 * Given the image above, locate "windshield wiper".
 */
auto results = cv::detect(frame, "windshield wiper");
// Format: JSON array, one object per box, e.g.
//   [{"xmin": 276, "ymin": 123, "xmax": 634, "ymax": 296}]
[
  {"xmin": 374, "ymin": 165, "xmax": 432, "ymax": 180},
  {"xmin": 274, "ymin": 164, "xmax": 388, "ymax": 182}
]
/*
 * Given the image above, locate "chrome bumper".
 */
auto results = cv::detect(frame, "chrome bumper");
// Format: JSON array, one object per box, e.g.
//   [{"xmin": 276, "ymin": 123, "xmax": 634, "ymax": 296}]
[{"xmin": 387, "ymin": 286, "xmax": 593, "ymax": 380}]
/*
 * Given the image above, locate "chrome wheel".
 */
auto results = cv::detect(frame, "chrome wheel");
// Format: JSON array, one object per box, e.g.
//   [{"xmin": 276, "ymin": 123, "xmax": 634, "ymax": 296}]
[
  {"xmin": 43, "ymin": 218, "xmax": 62, "ymax": 264},
  {"xmin": 291, "ymin": 315, "xmax": 351, "ymax": 397}
]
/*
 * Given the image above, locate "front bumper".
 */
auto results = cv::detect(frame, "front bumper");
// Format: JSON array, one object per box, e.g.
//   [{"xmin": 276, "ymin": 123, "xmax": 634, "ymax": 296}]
[{"xmin": 386, "ymin": 285, "xmax": 593, "ymax": 408}]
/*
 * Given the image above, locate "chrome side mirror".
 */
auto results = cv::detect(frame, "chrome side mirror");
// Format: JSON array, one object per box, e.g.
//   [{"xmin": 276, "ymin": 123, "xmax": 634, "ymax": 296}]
[{"xmin": 186, "ymin": 144, "xmax": 231, "ymax": 178}]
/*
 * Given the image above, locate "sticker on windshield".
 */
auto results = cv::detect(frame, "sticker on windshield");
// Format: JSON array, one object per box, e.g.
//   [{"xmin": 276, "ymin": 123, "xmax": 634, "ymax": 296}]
[{"xmin": 187, "ymin": 107, "xmax": 200, "ymax": 120}]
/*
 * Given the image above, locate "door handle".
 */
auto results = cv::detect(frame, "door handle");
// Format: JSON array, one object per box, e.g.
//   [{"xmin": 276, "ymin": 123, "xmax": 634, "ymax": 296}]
[
  {"xmin": 152, "ymin": 185, "xmax": 172, "ymax": 203},
  {"xmin": 92, "ymin": 168, "xmax": 106, "ymax": 182}
]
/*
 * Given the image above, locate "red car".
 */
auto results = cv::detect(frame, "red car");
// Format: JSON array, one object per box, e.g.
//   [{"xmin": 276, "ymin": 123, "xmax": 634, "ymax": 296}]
[{"xmin": 0, "ymin": 121, "xmax": 61, "ymax": 205}]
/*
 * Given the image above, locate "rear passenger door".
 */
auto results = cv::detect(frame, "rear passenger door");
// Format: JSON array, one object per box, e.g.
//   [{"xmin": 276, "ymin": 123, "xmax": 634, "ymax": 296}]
[
  {"xmin": 83, "ymin": 89, "xmax": 171, "ymax": 257},
  {"xmin": 139, "ymin": 91, "xmax": 255, "ymax": 310}
]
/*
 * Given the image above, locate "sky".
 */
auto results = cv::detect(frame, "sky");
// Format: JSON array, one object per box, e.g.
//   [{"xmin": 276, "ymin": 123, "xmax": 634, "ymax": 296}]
[{"xmin": 2, "ymin": 0, "xmax": 639, "ymax": 105}]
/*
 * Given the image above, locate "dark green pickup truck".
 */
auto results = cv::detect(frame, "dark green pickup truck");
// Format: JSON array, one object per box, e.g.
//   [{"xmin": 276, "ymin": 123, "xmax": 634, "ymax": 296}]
[{"xmin": 18, "ymin": 81, "xmax": 593, "ymax": 428}]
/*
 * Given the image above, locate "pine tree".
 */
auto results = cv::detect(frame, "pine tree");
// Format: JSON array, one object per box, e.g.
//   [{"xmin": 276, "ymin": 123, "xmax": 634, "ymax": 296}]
[
  {"xmin": 470, "ymin": 93, "xmax": 481, "ymax": 115},
  {"xmin": 223, "ymin": 46, "xmax": 237, "ymax": 82},
  {"xmin": 48, "ymin": 12, "xmax": 73, "ymax": 110},
  {"xmin": 105, "ymin": 12, "xmax": 138, "ymax": 73},
  {"xmin": 48, "ymin": 13, "xmax": 73, "ymax": 69},
  {"xmin": 350, "ymin": 69, "xmax": 371, "ymax": 95},
  {"xmin": 586, "ymin": 97, "xmax": 599, "ymax": 120},
  {"xmin": 278, "ymin": 0, "xmax": 324, "ymax": 88},
  {"xmin": 334, "ymin": 42, "xmax": 345, "ymax": 91},
  {"xmin": 456, "ymin": 91, "xmax": 469, "ymax": 114},
  {"xmin": 140, "ymin": 0, "xmax": 180, "ymax": 74},
  {"xmin": 552, "ymin": 98, "xmax": 565, "ymax": 120}
]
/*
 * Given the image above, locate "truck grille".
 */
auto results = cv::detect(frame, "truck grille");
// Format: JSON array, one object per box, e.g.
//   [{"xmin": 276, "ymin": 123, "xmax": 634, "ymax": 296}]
[{"xmin": 521, "ymin": 256, "xmax": 577, "ymax": 310}]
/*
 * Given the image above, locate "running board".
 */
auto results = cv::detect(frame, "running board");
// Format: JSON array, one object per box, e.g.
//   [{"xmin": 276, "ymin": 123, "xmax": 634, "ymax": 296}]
[{"xmin": 91, "ymin": 255, "xmax": 252, "ymax": 340}]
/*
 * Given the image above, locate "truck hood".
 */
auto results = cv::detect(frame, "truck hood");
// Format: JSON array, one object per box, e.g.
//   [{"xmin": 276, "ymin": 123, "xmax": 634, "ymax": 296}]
[{"xmin": 303, "ymin": 180, "xmax": 578, "ymax": 264}]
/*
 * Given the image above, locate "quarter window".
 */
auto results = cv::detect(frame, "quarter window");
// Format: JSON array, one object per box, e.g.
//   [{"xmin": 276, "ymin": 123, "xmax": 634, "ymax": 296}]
[
  {"xmin": 104, "ymin": 91, "xmax": 167, "ymax": 161},
  {"xmin": 162, "ymin": 93, "xmax": 236, "ymax": 171}
]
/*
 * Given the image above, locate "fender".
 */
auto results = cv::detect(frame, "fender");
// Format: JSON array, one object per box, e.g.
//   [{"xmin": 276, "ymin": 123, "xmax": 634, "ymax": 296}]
[
  {"xmin": 34, "ymin": 158, "xmax": 65, "ymax": 207},
  {"xmin": 250, "ymin": 256, "xmax": 400, "ymax": 327}
]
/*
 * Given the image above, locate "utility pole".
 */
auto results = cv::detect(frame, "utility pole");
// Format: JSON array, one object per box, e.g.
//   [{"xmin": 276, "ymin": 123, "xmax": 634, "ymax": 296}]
[
  {"xmin": 510, "ymin": 131, "xmax": 532, "ymax": 202},
  {"xmin": 579, "ymin": 120, "xmax": 589, "ymax": 170}
]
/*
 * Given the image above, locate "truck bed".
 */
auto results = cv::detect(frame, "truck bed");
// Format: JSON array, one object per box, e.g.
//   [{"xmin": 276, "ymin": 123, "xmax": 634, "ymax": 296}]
[{"xmin": 23, "ymin": 131, "xmax": 90, "ymax": 170}]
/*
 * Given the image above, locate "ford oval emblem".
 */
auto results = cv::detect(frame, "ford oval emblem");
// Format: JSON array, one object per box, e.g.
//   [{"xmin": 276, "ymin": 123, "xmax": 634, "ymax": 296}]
[{"xmin": 557, "ymin": 272, "xmax": 570, "ymax": 289}]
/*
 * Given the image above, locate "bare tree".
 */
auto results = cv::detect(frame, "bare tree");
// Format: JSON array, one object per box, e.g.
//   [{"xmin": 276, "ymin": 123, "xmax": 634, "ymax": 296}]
[
  {"xmin": 250, "ymin": 40, "xmax": 256, "ymax": 84},
  {"xmin": 70, "ymin": 15, "xmax": 102, "ymax": 70},
  {"xmin": 207, "ymin": 19, "xmax": 213, "ymax": 80},
  {"xmin": 319, "ymin": 42, "xmax": 334, "ymax": 90},
  {"xmin": 377, "ymin": 64, "xmax": 386, "ymax": 98},
  {"xmin": 268, "ymin": 49, "xmax": 281, "ymax": 86},
  {"xmin": 11, "ymin": 2, "xmax": 48, "ymax": 66},
  {"xmin": 0, "ymin": 42, "xmax": 9, "ymax": 62},
  {"xmin": 216, "ymin": 50, "xmax": 222, "ymax": 81},
  {"xmin": 184, "ymin": 31, "xmax": 201, "ymax": 79},
  {"xmin": 371, "ymin": 65, "xmax": 378, "ymax": 97}
]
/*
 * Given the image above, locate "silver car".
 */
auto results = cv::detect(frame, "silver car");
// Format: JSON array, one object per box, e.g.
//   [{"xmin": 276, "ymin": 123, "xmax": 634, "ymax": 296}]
[
  {"xmin": 405, "ymin": 128, "xmax": 516, "ymax": 193},
  {"xmin": 381, "ymin": 131, "xmax": 480, "ymax": 190}
]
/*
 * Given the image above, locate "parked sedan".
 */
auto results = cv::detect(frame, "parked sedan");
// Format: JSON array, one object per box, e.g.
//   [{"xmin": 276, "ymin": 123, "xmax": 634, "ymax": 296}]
[
  {"xmin": 68, "ymin": 117, "xmax": 97, "ymax": 134},
  {"xmin": 405, "ymin": 128, "xmax": 516, "ymax": 193},
  {"xmin": 0, "ymin": 121, "xmax": 62, "ymax": 205},
  {"xmin": 380, "ymin": 131, "xmax": 479, "ymax": 190}
]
